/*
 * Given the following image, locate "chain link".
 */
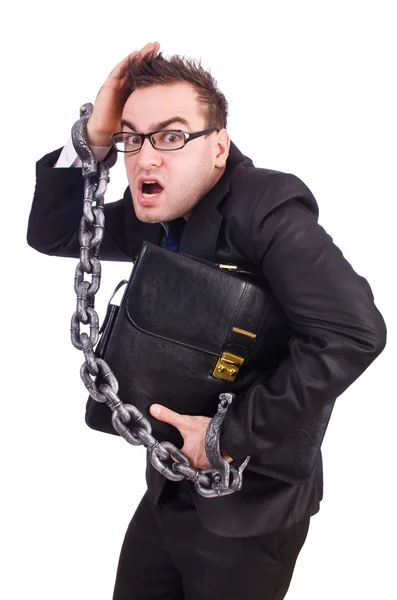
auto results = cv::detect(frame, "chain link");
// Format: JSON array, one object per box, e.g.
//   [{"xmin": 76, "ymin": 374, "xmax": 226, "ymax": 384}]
[{"xmin": 70, "ymin": 103, "xmax": 250, "ymax": 498}]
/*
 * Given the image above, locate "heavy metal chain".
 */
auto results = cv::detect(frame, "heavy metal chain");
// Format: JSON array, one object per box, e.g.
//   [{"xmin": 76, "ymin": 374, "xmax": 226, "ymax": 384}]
[{"xmin": 69, "ymin": 103, "xmax": 250, "ymax": 498}]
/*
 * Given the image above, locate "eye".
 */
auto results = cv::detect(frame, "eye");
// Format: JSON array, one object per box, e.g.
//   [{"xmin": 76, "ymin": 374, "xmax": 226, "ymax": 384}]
[
  {"xmin": 126, "ymin": 134, "xmax": 141, "ymax": 146},
  {"xmin": 159, "ymin": 131, "xmax": 184, "ymax": 144}
]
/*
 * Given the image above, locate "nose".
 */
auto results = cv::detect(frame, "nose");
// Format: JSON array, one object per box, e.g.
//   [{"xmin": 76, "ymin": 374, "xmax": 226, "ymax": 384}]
[{"xmin": 135, "ymin": 137, "xmax": 163, "ymax": 170}]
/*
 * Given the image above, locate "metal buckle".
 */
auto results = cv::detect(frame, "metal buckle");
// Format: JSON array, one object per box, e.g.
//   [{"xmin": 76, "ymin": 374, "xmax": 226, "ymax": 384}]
[{"xmin": 212, "ymin": 352, "xmax": 245, "ymax": 382}]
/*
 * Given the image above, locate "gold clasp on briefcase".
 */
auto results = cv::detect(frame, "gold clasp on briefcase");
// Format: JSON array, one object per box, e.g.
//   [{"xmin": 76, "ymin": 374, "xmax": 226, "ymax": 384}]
[{"xmin": 213, "ymin": 352, "xmax": 245, "ymax": 382}]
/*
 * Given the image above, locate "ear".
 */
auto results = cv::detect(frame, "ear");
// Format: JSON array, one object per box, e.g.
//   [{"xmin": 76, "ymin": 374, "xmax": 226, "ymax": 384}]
[{"xmin": 214, "ymin": 128, "xmax": 230, "ymax": 169}]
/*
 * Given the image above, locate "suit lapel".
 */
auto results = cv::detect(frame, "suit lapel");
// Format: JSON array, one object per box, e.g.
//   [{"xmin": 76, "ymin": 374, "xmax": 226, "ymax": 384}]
[
  {"xmin": 179, "ymin": 141, "xmax": 253, "ymax": 261},
  {"xmin": 178, "ymin": 170, "xmax": 229, "ymax": 261}
]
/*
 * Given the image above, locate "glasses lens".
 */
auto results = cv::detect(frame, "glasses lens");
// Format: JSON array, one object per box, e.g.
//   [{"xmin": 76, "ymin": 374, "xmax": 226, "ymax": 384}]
[
  {"xmin": 113, "ymin": 133, "xmax": 142, "ymax": 152},
  {"xmin": 152, "ymin": 130, "xmax": 185, "ymax": 150}
]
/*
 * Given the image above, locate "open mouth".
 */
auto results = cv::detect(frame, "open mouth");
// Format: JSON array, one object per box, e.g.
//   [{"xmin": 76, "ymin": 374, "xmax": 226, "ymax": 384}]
[{"xmin": 142, "ymin": 181, "xmax": 164, "ymax": 198}]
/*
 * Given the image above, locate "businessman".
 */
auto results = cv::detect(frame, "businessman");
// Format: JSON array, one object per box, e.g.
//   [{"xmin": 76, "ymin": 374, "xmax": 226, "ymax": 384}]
[{"xmin": 27, "ymin": 42, "xmax": 387, "ymax": 599}]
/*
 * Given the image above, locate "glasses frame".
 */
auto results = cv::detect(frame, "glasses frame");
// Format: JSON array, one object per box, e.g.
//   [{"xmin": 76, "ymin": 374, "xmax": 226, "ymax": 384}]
[{"xmin": 112, "ymin": 127, "xmax": 219, "ymax": 153}]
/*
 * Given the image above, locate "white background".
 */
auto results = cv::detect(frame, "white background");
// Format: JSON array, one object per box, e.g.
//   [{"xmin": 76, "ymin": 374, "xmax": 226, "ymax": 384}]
[{"xmin": 2, "ymin": 1, "xmax": 395, "ymax": 598}]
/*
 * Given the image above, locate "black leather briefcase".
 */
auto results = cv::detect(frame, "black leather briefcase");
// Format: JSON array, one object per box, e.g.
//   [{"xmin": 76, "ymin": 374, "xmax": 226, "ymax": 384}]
[
  {"xmin": 85, "ymin": 240, "xmax": 331, "ymax": 484},
  {"xmin": 85, "ymin": 241, "xmax": 282, "ymax": 444}
]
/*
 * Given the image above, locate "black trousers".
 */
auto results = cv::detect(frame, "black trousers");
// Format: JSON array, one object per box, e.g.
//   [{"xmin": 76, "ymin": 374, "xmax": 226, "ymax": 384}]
[{"xmin": 112, "ymin": 479, "xmax": 310, "ymax": 600}]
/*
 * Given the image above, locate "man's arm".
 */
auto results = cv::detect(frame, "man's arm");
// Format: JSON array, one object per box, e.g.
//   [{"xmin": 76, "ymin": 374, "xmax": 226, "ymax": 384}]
[
  {"xmin": 27, "ymin": 43, "xmax": 162, "ymax": 262},
  {"xmin": 220, "ymin": 186, "xmax": 387, "ymax": 475},
  {"xmin": 26, "ymin": 147, "xmax": 131, "ymax": 261}
]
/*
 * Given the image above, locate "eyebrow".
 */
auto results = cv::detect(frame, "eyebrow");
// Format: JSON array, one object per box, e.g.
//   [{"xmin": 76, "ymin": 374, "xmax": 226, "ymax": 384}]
[{"xmin": 120, "ymin": 116, "xmax": 191, "ymax": 132}]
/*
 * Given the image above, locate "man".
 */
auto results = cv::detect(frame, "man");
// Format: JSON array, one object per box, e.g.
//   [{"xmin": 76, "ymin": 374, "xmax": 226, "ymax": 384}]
[{"xmin": 27, "ymin": 42, "xmax": 387, "ymax": 599}]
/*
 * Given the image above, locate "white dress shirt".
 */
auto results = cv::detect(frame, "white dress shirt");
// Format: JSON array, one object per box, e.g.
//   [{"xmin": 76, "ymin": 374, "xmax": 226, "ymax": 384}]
[{"xmin": 54, "ymin": 137, "xmax": 111, "ymax": 167}]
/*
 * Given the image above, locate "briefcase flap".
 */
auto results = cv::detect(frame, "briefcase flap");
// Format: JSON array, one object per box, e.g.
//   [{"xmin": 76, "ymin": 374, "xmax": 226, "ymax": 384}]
[{"xmin": 125, "ymin": 241, "xmax": 272, "ymax": 358}]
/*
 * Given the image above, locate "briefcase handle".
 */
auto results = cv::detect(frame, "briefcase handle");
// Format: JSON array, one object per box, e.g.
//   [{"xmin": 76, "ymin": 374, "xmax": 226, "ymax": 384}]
[{"xmin": 179, "ymin": 252, "xmax": 264, "ymax": 279}]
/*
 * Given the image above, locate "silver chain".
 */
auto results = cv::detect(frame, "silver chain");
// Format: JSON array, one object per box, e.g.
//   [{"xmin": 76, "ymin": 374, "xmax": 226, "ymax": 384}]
[{"xmin": 69, "ymin": 103, "xmax": 250, "ymax": 498}]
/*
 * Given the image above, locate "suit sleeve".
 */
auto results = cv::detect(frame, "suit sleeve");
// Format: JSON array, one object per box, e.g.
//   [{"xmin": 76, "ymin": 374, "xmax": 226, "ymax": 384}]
[
  {"xmin": 220, "ymin": 178, "xmax": 387, "ymax": 467},
  {"xmin": 26, "ymin": 147, "xmax": 131, "ymax": 261}
]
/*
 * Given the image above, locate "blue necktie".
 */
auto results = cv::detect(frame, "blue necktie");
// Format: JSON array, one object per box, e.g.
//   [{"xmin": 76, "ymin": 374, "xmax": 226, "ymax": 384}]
[{"xmin": 161, "ymin": 217, "xmax": 186, "ymax": 253}]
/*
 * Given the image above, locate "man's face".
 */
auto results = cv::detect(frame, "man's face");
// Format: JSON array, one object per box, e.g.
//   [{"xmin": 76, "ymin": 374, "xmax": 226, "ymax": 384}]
[{"xmin": 121, "ymin": 82, "xmax": 229, "ymax": 223}]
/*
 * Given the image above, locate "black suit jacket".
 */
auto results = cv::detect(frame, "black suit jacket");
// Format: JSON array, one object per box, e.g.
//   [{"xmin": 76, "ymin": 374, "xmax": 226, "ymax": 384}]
[{"xmin": 27, "ymin": 141, "xmax": 387, "ymax": 537}]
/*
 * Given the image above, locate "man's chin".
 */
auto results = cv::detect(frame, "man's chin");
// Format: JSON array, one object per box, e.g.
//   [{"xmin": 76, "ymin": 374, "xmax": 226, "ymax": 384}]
[{"xmin": 134, "ymin": 205, "xmax": 166, "ymax": 224}]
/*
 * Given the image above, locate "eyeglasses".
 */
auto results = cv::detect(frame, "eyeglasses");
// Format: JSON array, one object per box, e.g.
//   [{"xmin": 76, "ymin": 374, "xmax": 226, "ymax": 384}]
[{"xmin": 112, "ymin": 128, "xmax": 219, "ymax": 153}]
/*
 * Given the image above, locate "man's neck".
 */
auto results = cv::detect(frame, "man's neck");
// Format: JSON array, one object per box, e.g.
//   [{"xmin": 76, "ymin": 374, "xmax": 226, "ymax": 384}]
[{"xmin": 162, "ymin": 164, "xmax": 227, "ymax": 227}]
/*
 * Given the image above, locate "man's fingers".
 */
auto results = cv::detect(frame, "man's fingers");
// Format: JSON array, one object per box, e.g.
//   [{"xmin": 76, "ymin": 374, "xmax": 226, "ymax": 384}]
[
  {"xmin": 150, "ymin": 404, "xmax": 188, "ymax": 432},
  {"xmin": 108, "ymin": 50, "xmax": 140, "ymax": 80},
  {"xmin": 138, "ymin": 41, "xmax": 158, "ymax": 60},
  {"xmin": 106, "ymin": 43, "xmax": 150, "ymax": 81},
  {"xmin": 110, "ymin": 41, "xmax": 160, "ymax": 81},
  {"xmin": 144, "ymin": 41, "xmax": 160, "ymax": 58}
]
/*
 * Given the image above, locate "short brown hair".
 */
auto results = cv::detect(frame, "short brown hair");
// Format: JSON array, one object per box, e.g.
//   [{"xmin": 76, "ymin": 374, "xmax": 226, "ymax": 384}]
[{"xmin": 127, "ymin": 51, "xmax": 228, "ymax": 132}]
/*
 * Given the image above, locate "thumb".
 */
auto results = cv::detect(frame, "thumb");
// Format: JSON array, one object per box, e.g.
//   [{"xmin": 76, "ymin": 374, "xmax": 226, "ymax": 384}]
[{"xmin": 150, "ymin": 404, "xmax": 186, "ymax": 430}]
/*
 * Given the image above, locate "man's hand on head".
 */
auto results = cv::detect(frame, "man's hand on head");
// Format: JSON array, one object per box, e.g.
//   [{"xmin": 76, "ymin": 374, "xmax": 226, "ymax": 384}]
[{"xmin": 86, "ymin": 41, "xmax": 161, "ymax": 147}]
